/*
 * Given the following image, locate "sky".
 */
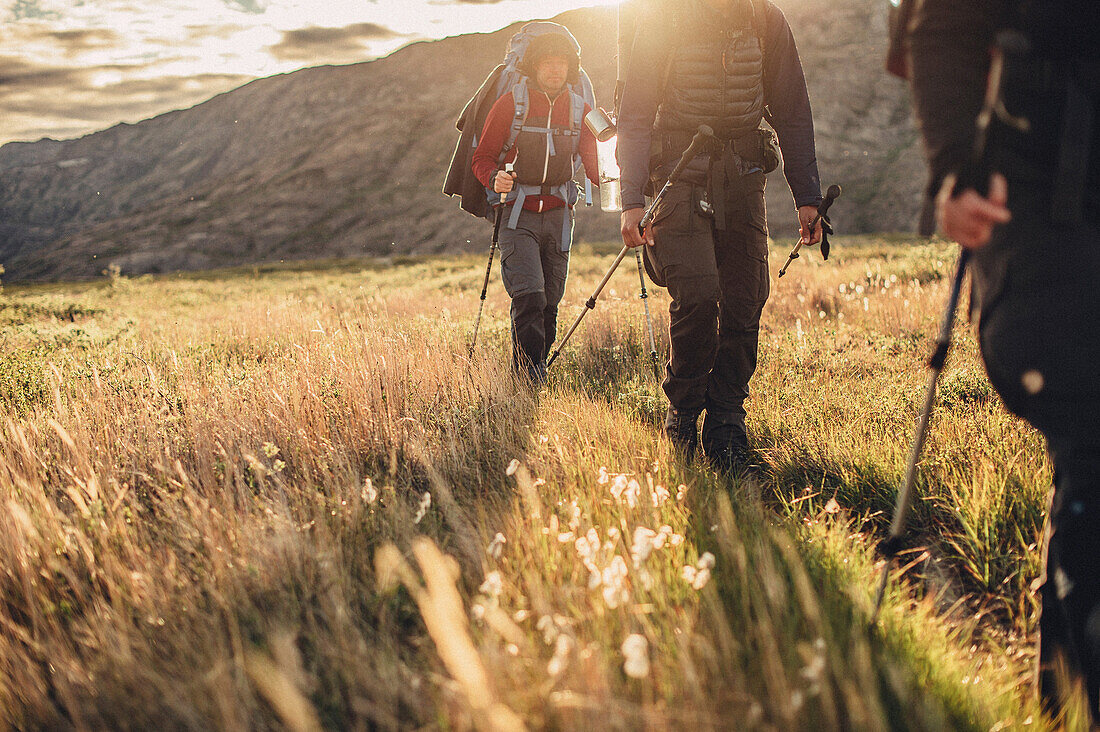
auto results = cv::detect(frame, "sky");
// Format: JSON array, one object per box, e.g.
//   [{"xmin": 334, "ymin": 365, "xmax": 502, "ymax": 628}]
[{"xmin": 0, "ymin": 0, "xmax": 619, "ymax": 146}]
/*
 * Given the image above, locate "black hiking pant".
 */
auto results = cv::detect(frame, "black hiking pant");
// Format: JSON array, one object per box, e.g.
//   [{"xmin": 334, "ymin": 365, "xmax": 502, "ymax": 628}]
[
  {"xmin": 973, "ymin": 182, "xmax": 1100, "ymax": 718},
  {"xmin": 498, "ymin": 206, "xmax": 571, "ymax": 381},
  {"xmin": 643, "ymin": 171, "xmax": 770, "ymax": 454}
]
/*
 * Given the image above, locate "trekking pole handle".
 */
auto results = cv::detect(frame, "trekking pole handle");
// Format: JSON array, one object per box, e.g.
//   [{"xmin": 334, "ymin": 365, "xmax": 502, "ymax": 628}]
[
  {"xmin": 778, "ymin": 184, "xmax": 842, "ymax": 278},
  {"xmin": 639, "ymin": 125, "xmax": 716, "ymax": 234},
  {"xmin": 802, "ymin": 185, "xmax": 842, "ymax": 245},
  {"xmin": 499, "ymin": 162, "xmax": 514, "ymax": 205},
  {"xmin": 812, "ymin": 184, "xmax": 842, "ymax": 228}
]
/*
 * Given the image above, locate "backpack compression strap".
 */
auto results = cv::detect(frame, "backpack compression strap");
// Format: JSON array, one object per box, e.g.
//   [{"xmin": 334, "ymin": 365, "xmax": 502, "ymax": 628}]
[{"xmin": 499, "ymin": 77, "xmax": 530, "ymax": 165}]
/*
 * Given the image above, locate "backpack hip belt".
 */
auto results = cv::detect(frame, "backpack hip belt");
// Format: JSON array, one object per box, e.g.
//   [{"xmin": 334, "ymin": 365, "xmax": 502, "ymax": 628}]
[{"xmin": 504, "ymin": 182, "xmax": 581, "ymax": 252}]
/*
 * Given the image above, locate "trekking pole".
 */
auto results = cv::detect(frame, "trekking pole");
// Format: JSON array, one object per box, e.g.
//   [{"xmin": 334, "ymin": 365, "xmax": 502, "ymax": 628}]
[
  {"xmin": 869, "ymin": 30, "xmax": 1030, "ymax": 626},
  {"xmin": 777, "ymin": 184, "xmax": 841, "ymax": 278},
  {"xmin": 547, "ymin": 125, "xmax": 716, "ymax": 370},
  {"xmin": 869, "ymin": 250, "xmax": 970, "ymax": 625},
  {"xmin": 634, "ymin": 248, "xmax": 660, "ymax": 381},
  {"xmin": 468, "ymin": 163, "xmax": 514, "ymax": 358}
]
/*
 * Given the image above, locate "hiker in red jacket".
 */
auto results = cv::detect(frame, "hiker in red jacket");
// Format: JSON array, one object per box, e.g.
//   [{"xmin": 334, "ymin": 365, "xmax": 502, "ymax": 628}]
[{"xmin": 472, "ymin": 32, "xmax": 599, "ymax": 384}]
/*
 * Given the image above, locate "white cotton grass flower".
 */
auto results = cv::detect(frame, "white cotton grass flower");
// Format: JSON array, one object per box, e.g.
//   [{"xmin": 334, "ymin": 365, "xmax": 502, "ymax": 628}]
[
  {"xmin": 683, "ymin": 551, "xmax": 716, "ymax": 590},
  {"xmin": 676, "ymin": 484, "xmax": 688, "ymax": 501},
  {"xmin": 479, "ymin": 570, "xmax": 503, "ymax": 600},
  {"xmin": 413, "ymin": 492, "xmax": 431, "ymax": 524},
  {"xmin": 361, "ymin": 477, "xmax": 378, "ymax": 505},
  {"xmin": 575, "ymin": 529, "xmax": 601, "ymax": 560},
  {"xmin": 651, "ymin": 482, "xmax": 671, "ymax": 508},
  {"xmin": 610, "ymin": 474, "xmax": 628, "ymax": 500},
  {"xmin": 568, "ymin": 502, "xmax": 582, "ymax": 531},
  {"xmin": 537, "ymin": 615, "xmax": 559, "ymax": 645},
  {"xmin": 631, "ymin": 526, "xmax": 659, "ymax": 568},
  {"xmin": 657, "ymin": 524, "xmax": 685, "ymax": 547},
  {"xmin": 547, "ymin": 634, "xmax": 575, "ymax": 677},
  {"xmin": 487, "ymin": 532, "xmax": 506, "ymax": 559},
  {"xmin": 601, "ymin": 555, "xmax": 630, "ymax": 609},
  {"xmin": 800, "ymin": 637, "xmax": 828, "ymax": 697},
  {"xmin": 609, "ymin": 475, "xmax": 642, "ymax": 508},
  {"xmin": 597, "ymin": 466, "xmax": 610, "ymax": 485},
  {"xmin": 506, "ymin": 459, "xmax": 520, "ymax": 476},
  {"xmin": 621, "ymin": 634, "xmax": 650, "ymax": 679}
]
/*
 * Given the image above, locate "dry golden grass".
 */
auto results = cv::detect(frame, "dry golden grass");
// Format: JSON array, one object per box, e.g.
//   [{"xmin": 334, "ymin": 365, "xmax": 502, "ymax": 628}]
[{"xmin": 0, "ymin": 236, "xmax": 1073, "ymax": 729}]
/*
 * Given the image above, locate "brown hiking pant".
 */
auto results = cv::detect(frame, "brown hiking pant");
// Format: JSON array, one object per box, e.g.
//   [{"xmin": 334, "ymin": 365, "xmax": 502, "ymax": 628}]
[{"xmin": 643, "ymin": 171, "xmax": 770, "ymax": 434}]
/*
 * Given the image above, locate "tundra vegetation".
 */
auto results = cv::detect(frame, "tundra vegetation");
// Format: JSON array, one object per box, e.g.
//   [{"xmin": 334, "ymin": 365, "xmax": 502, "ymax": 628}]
[{"xmin": 0, "ymin": 236, "xmax": 1081, "ymax": 729}]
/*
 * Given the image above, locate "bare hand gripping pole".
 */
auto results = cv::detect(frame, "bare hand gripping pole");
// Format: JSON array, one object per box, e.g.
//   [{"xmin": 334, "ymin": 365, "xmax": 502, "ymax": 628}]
[
  {"xmin": 869, "ymin": 30, "xmax": 1029, "ymax": 627},
  {"xmin": 777, "ymin": 184, "xmax": 841, "ymax": 278},
  {"xmin": 547, "ymin": 125, "xmax": 717, "ymax": 371},
  {"xmin": 468, "ymin": 162, "xmax": 514, "ymax": 358}
]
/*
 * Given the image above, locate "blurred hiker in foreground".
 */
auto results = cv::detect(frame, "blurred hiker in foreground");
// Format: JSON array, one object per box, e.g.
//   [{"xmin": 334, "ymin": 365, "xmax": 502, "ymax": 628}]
[
  {"xmin": 616, "ymin": 0, "xmax": 823, "ymax": 470},
  {"xmin": 901, "ymin": 0, "xmax": 1100, "ymax": 721}
]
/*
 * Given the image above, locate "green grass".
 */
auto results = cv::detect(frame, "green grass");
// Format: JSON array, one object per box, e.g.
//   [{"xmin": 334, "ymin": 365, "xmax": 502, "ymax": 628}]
[{"xmin": 0, "ymin": 235, "xmax": 1070, "ymax": 729}]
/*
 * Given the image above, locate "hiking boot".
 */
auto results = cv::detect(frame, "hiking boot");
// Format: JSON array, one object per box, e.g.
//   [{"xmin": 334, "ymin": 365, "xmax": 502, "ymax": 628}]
[
  {"xmin": 701, "ymin": 411, "xmax": 750, "ymax": 472},
  {"xmin": 513, "ymin": 360, "xmax": 547, "ymax": 388},
  {"xmin": 664, "ymin": 408, "xmax": 701, "ymax": 460}
]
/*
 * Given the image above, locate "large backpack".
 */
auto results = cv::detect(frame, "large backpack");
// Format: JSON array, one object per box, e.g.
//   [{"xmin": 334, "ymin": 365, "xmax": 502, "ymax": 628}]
[{"xmin": 442, "ymin": 21, "xmax": 597, "ymax": 221}]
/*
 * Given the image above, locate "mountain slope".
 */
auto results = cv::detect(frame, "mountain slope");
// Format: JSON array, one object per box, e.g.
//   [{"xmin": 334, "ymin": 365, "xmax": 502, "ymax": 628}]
[{"xmin": 0, "ymin": 0, "xmax": 925, "ymax": 282}]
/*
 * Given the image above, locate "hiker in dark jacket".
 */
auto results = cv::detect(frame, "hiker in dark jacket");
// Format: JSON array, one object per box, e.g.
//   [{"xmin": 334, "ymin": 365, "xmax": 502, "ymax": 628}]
[
  {"xmin": 616, "ymin": 0, "xmax": 822, "ymax": 468},
  {"xmin": 472, "ymin": 33, "xmax": 599, "ymax": 384},
  {"xmin": 906, "ymin": 0, "xmax": 1100, "ymax": 720}
]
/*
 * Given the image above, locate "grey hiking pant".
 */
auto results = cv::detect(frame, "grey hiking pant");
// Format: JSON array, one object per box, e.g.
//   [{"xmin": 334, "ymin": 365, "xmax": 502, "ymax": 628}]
[{"xmin": 498, "ymin": 206, "xmax": 571, "ymax": 378}]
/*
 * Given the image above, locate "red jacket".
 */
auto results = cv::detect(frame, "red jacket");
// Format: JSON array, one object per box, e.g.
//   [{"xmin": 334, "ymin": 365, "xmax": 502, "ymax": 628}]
[{"xmin": 472, "ymin": 86, "xmax": 599, "ymax": 213}]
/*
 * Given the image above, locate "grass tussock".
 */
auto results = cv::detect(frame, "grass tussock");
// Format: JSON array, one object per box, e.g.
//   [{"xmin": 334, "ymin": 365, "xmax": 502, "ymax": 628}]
[{"xmin": 0, "ymin": 236, "xmax": 1063, "ymax": 729}]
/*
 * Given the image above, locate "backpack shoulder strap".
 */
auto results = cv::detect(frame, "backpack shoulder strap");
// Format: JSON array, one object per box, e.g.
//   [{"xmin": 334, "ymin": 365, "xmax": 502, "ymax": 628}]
[
  {"xmin": 499, "ymin": 77, "xmax": 530, "ymax": 164},
  {"xmin": 569, "ymin": 89, "xmax": 585, "ymax": 132}
]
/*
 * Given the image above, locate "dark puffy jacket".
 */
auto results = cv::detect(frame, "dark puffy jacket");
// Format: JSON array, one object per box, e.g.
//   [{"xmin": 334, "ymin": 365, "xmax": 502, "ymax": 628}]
[{"xmin": 655, "ymin": 7, "xmax": 765, "ymax": 139}]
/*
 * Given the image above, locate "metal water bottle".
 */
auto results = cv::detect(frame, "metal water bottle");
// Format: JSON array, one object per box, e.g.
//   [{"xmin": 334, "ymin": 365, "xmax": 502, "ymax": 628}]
[{"xmin": 585, "ymin": 107, "xmax": 622, "ymax": 213}]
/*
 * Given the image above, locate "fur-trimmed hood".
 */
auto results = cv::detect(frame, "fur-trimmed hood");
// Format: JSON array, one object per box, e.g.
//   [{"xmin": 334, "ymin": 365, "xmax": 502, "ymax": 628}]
[{"xmin": 517, "ymin": 32, "xmax": 581, "ymax": 85}]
